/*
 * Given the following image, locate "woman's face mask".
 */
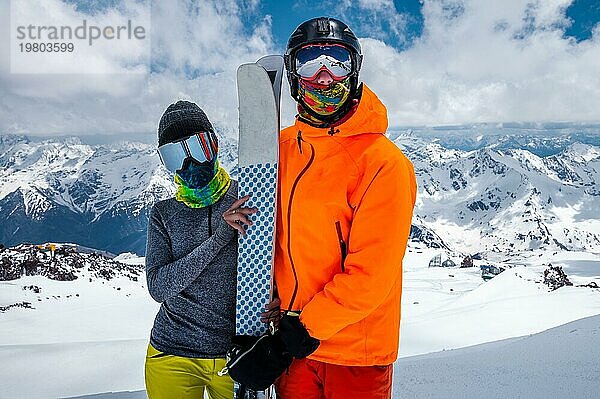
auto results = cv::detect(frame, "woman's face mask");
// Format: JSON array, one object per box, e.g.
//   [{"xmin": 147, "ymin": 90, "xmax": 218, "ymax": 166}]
[{"xmin": 176, "ymin": 158, "xmax": 216, "ymax": 189}]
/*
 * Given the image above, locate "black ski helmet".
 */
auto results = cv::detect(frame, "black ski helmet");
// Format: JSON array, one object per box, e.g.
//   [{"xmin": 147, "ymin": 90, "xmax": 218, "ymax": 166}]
[{"xmin": 284, "ymin": 17, "xmax": 363, "ymax": 107}]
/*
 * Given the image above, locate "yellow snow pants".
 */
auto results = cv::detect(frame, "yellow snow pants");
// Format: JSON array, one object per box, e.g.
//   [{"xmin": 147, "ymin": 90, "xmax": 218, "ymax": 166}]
[{"xmin": 145, "ymin": 342, "xmax": 234, "ymax": 399}]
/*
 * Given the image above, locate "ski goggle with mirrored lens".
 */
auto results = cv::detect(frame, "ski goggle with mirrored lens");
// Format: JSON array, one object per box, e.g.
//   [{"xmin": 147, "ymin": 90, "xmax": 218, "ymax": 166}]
[
  {"xmin": 157, "ymin": 132, "xmax": 218, "ymax": 172},
  {"xmin": 294, "ymin": 44, "xmax": 354, "ymax": 81}
]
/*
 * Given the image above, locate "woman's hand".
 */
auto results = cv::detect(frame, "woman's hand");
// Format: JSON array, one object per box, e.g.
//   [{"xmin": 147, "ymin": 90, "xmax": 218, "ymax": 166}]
[{"xmin": 223, "ymin": 195, "xmax": 258, "ymax": 235}]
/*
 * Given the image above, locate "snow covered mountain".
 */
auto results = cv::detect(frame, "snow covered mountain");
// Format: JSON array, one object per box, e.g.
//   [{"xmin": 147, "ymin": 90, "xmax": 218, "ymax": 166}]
[
  {"xmin": 1, "ymin": 131, "xmax": 599, "ymax": 257},
  {"xmin": 0, "ymin": 134, "xmax": 169, "ymax": 255},
  {"xmin": 393, "ymin": 123, "xmax": 600, "ymax": 155},
  {"xmin": 395, "ymin": 131, "xmax": 600, "ymax": 256},
  {"xmin": 0, "ymin": 134, "xmax": 237, "ymax": 255}
]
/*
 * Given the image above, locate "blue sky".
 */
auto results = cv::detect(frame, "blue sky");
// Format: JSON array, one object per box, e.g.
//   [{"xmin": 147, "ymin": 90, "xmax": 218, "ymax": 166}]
[
  {"xmin": 1, "ymin": 0, "xmax": 600, "ymax": 135},
  {"xmin": 254, "ymin": 0, "xmax": 425, "ymax": 51},
  {"xmin": 253, "ymin": 0, "xmax": 596, "ymax": 50},
  {"xmin": 565, "ymin": 0, "xmax": 600, "ymax": 41}
]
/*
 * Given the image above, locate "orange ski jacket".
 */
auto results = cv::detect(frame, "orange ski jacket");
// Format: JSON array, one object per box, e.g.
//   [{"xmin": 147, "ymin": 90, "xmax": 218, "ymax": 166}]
[{"xmin": 274, "ymin": 84, "xmax": 417, "ymax": 366}]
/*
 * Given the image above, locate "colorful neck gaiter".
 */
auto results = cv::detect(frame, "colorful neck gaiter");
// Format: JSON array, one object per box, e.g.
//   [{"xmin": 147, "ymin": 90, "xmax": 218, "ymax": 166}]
[
  {"xmin": 174, "ymin": 160, "xmax": 231, "ymax": 208},
  {"xmin": 298, "ymin": 76, "xmax": 351, "ymax": 122},
  {"xmin": 298, "ymin": 104, "xmax": 328, "ymax": 126}
]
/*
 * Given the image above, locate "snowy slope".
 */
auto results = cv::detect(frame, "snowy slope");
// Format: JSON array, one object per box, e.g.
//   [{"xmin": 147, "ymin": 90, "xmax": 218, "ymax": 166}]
[
  {"xmin": 0, "ymin": 245, "xmax": 156, "ymax": 398},
  {"xmin": 1, "ymin": 243, "xmax": 599, "ymax": 398},
  {"xmin": 0, "ymin": 244, "xmax": 157, "ymax": 346},
  {"xmin": 400, "ymin": 244, "xmax": 600, "ymax": 357},
  {"xmin": 394, "ymin": 314, "xmax": 600, "ymax": 399}
]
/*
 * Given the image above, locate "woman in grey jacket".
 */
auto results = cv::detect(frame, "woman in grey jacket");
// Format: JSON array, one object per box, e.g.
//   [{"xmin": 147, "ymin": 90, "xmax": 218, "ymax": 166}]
[{"xmin": 144, "ymin": 100, "xmax": 255, "ymax": 399}]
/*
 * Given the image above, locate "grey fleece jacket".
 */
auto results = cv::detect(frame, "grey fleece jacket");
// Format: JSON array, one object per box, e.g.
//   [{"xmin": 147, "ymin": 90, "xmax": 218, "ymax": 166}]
[{"xmin": 145, "ymin": 181, "xmax": 238, "ymax": 358}]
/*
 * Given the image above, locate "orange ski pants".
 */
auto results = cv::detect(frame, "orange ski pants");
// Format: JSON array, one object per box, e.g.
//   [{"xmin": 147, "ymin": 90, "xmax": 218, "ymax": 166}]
[{"xmin": 275, "ymin": 358, "xmax": 393, "ymax": 399}]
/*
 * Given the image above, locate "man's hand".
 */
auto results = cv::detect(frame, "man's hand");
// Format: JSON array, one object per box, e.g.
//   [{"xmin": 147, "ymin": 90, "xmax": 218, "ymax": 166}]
[
  {"xmin": 277, "ymin": 312, "xmax": 320, "ymax": 359},
  {"xmin": 260, "ymin": 297, "xmax": 281, "ymax": 326},
  {"xmin": 225, "ymin": 333, "xmax": 292, "ymax": 391}
]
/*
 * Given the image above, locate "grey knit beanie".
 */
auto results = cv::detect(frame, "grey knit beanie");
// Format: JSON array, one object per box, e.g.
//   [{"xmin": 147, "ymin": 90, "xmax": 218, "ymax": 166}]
[{"xmin": 158, "ymin": 100, "xmax": 214, "ymax": 147}]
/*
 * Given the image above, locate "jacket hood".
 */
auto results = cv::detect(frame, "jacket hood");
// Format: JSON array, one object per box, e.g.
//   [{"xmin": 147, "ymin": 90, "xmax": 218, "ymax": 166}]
[{"xmin": 282, "ymin": 84, "xmax": 388, "ymax": 140}]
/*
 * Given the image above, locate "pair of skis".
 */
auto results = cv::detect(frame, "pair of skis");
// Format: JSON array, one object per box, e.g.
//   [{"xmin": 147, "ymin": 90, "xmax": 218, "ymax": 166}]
[{"xmin": 235, "ymin": 56, "xmax": 284, "ymax": 399}]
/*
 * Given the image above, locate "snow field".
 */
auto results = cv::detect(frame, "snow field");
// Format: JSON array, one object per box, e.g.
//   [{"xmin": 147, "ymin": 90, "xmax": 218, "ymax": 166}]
[{"xmin": 0, "ymin": 249, "xmax": 599, "ymax": 397}]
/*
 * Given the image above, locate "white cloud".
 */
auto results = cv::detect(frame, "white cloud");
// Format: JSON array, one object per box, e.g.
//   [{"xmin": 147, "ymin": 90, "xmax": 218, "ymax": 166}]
[
  {"xmin": 151, "ymin": 0, "xmax": 271, "ymax": 75},
  {"xmin": 359, "ymin": 0, "xmax": 600, "ymax": 126},
  {"xmin": 0, "ymin": 0, "xmax": 599, "ymax": 135},
  {"xmin": 0, "ymin": 0, "xmax": 274, "ymax": 137}
]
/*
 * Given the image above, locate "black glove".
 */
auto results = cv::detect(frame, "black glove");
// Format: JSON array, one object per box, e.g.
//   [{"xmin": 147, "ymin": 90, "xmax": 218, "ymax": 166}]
[
  {"xmin": 277, "ymin": 313, "xmax": 320, "ymax": 359},
  {"xmin": 224, "ymin": 333, "xmax": 292, "ymax": 391}
]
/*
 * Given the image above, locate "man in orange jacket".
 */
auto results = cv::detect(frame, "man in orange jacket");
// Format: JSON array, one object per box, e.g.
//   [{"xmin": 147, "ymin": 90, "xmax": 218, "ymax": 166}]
[{"xmin": 268, "ymin": 17, "xmax": 418, "ymax": 399}]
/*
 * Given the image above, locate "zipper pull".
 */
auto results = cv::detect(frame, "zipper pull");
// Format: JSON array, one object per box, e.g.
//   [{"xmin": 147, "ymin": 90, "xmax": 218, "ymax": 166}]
[
  {"xmin": 328, "ymin": 126, "xmax": 340, "ymax": 136},
  {"xmin": 297, "ymin": 130, "xmax": 303, "ymax": 154}
]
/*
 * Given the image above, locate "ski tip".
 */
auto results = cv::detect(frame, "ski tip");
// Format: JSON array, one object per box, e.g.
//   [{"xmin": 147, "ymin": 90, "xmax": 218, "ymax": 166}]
[
  {"xmin": 237, "ymin": 63, "xmax": 259, "ymax": 74},
  {"xmin": 257, "ymin": 54, "xmax": 284, "ymax": 67}
]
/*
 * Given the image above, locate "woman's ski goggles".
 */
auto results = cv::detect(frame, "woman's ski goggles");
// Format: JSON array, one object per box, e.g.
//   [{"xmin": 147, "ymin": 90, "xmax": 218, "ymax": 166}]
[
  {"xmin": 157, "ymin": 131, "xmax": 218, "ymax": 172},
  {"xmin": 294, "ymin": 43, "xmax": 354, "ymax": 81}
]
